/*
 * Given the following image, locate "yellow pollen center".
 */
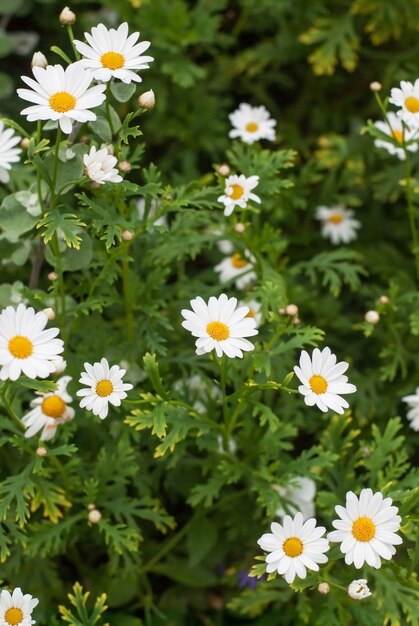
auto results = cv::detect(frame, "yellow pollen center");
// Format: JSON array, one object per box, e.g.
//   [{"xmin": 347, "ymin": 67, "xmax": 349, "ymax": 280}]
[
  {"xmin": 231, "ymin": 253, "xmax": 248, "ymax": 269},
  {"xmin": 8, "ymin": 336, "xmax": 33, "ymax": 359},
  {"xmin": 5, "ymin": 608, "xmax": 23, "ymax": 626},
  {"xmin": 96, "ymin": 379, "xmax": 114, "ymax": 397},
  {"xmin": 101, "ymin": 51, "xmax": 125, "ymax": 70},
  {"xmin": 327, "ymin": 213, "xmax": 343, "ymax": 224},
  {"xmin": 41, "ymin": 395, "xmax": 66, "ymax": 418},
  {"xmin": 206, "ymin": 321, "xmax": 230, "ymax": 341},
  {"xmin": 49, "ymin": 91, "xmax": 76, "ymax": 113},
  {"xmin": 245, "ymin": 122, "xmax": 259, "ymax": 132},
  {"xmin": 283, "ymin": 537, "xmax": 303, "ymax": 557},
  {"xmin": 309, "ymin": 374, "xmax": 328, "ymax": 394},
  {"xmin": 405, "ymin": 96, "xmax": 419, "ymax": 113},
  {"xmin": 246, "ymin": 308, "xmax": 255, "ymax": 318},
  {"xmin": 352, "ymin": 516, "xmax": 376, "ymax": 542},
  {"xmin": 392, "ymin": 129, "xmax": 404, "ymax": 143},
  {"xmin": 229, "ymin": 184, "xmax": 244, "ymax": 200}
]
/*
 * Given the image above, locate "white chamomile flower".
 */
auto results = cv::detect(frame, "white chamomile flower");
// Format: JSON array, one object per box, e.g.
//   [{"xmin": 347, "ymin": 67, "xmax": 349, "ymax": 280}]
[
  {"xmin": 181, "ymin": 293, "xmax": 258, "ymax": 358},
  {"xmin": 218, "ymin": 174, "xmax": 261, "ymax": 217},
  {"xmin": 83, "ymin": 146, "xmax": 122, "ymax": 185},
  {"xmin": 275, "ymin": 477, "xmax": 316, "ymax": 521},
  {"xmin": 389, "ymin": 79, "xmax": 419, "ymax": 127},
  {"xmin": 76, "ymin": 357, "xmax": 133, "ymax": 419},
  {"xmin": 257, "ymin": 512, "xmax": 330, "ymax": 584},
  {"xmin": 294, "ymin": 347, "xmax": 356, "ymax": 414},
  {"xmin": 239, "ymin": 299, "xmax": 262, "ymax": 327},
  {"xmin": 74, "ymin": 22, "xmax": 153, "ymax": 84},
  {"xmin": 21, "ymin": 376, "xmax": 74, "ymax": 441},
  {"xmin": 374, "ymin": 112, "xmax": 419, "ymax": 160},
  {"xmin": 214, "ymin": 252, "xmax": 256, "ymax": 289},
  {"xmin": 328, "ymin": 488, "xmax": 402, "ymax": 569},
  {"xmin": 348, "ymin": 579, "xmax": 372, "ymax": 600},
  {"xmin": 315, "ymin": 206, "xmax": 360, "ymax": 245},
  {"xmin": 402, "ymin": 387, "xmax": 419, "ymax": 431},
  {"xmin": 0, "ymin": 304, "xmax": 64, "ymax": 381},
  {"xmin": 0, "ymin": 121, "xmax": 21, "ymax": 184},
  {"xmin": 17, "ymin": 63, "xmax": 106, "ymax": 134},
  {"xmin": 0, "ymin": 587, "xmax": 38, "ymax": 626},
  {"xmin": 229, "ymin": 103, "xmax": 276, "ymax": 144}
]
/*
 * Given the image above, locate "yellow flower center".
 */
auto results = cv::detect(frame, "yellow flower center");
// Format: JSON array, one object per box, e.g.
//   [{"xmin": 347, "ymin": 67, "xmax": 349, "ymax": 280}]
[
  {"xmin": 5, "ymin": 608, "xmax": 23, "ymax": 626},
  {"xmin": 206, "ymin": 321, "xmax": 230, "ymax": 341},
  {"xmin": 405, "ymin": 96, "xmax": 419, "ymax": 113},
  {"xmin": 352, "ymin": 516, "xmax": 376, "ymax": 542},
  {"xmin": 230, "ymin": 253, "xmax": 247, "ymax": 269},
  {"xmin": 392, "ymin": 129, "xmax": 404, "ymax": 143},
  {"xmin": 327, "ymin": 213, "xmax": 343, "ymax": 224},
  {"xmin": 49, "ymin": 91, "xmax": 76, "ymax": 113},
  {"xmin": 309, "ymin": 374, "xmax": 328, "ymax": 394},
  {"xmin": 96, "ymin": 379, "xmax": 114, "ymax": 397},
  {"xmin": 8, "ymin": 336, "xmax": 33, "ymax": 359},
  {"xmin": 246, "ymin": 308, "xmax": 255, "ymax": 318},
  {"xmin": 101, "ymin": 51, "xmax": 125, "ymax": 70},
  {"xmin": 229, "ymin": 184, "xmax": 244, "ymax": 200},
  {"xmin": 245, "ymin": 122, "xmax": 259, "ymax": 132},
  {"xmin": 283, "ymin": 536, "xmax": 303, "ymax": 557},
  {"xmin": 41, "ymin": 395, "xmax": 66, "ymax": 418}
]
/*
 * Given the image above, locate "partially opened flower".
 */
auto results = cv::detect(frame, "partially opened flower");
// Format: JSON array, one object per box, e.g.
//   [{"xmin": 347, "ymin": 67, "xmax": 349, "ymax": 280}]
[
  {"xmin": 328, "ymin": 488, "xmax": 402, "ymax": 569},
  {"xmin": 315, "ymin": 206, "xmax": 360, "ymax": 245},
  {"xmin": 348, "ymin": 579, "xmax": 372, "ymax": 600},
  {"xmin": 389, "ymin": 80, "xmax": 419, "ymax": 127},
  {"xmin": 84, "ymin": 146, "xmax": 122, "ymax": 184},
  {"xmin": 76, "ymin": 357, "xmax": 133, "ymax": 419},
  {"xmin": 214, "ymin": 252, "xmax": 256, "ymax": 289},
  {"xmin": 0, "ymin": 121, "xmax": 21, "ymax": 184},
  {"xmin": 294, "ymin": 347, "xmax": 356, "ymax": 414},
  {"xmin": 22, "ymin": 376, "xmax": 74, "ymax": 441},
  {"xmin": 257, "ymin": 513, "xmax": 329, "ymax": 584},
  {"xmin": 181, "ymin": 293, "xmax": 258, "ymax": 358},
  {"xmin": 17, "ymin": 63, "xmax": 106, "ymax": 134},
  {"xmin": 374, "ymin": 112, "xmax": 419, "ymax": 160},
  {"xmin": 229, "ymin": 103, "xmax": 276, "ymax": 144},
  {"xmin": 218, "ymin": 174, "xmax": 261, "ymax": 216},
  {"xmin": 0, "ymin": 304, "xmax": 64, "ymax": 381},
  {"xmin": 74, "ymin": 22, "xmax": 153, "ymax": 84},
  {"xmin": 0, "ymin": 587, "xmax": 38, "ymax": 626},
  {"xmin": 275, "ymin": 476, "xmax": 316, "ymax": 520},
  {"xmin": 401, "ymin": 387, "xmax": 419, "ymax": 431}
]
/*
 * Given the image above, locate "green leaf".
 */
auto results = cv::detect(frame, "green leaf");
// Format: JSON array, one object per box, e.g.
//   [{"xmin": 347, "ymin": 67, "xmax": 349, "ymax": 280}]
[
  {"xmin": 110, "ymin": 81, "xmax": 136, "ymax": 103},
  {"xmin": 187, "ymin": 517, "xmax": 217, "ymax": 567},
  {"xmin": 37, "ymin": 212, "xmax": 86, "ymax": 249},
  {"xmin": 0, "ymin": 194, "xmax": 38, "ymax": 240},
  {"xmin": 143, "ymin": 353, "xmax": 168, "ymax": 399},
  {"xmin": 15, "ymin": 377, "xmax": 57, "ymax": 393}
]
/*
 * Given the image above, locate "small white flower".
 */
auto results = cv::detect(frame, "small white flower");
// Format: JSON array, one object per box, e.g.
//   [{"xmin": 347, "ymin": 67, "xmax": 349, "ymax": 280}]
[
  {"xmin": 83, "ymin": 146, "xmax": 122, "ymax": 185},
  {"xmin": 181, "ymin": 293, "xmax": 258, "ymax": 358},
  {"xmin": 257, "ymin": 512, "xmax": 329, "ymax": 584},
  {"xmin": 76, "ymin": 357, "xmax": 133, "ymax": 419},
  {"xmin": 328, "ymin": 488, "xmax": 402, "ymax": 569},
  {"xmin": 239, "ymin": 299, "xmax": 262, "ymax": 327},
  {"xmin": 17, "ymin": 63, "xmax": 106, "ymax": 134},
  {"xmin": 74, "ymin": 22, "xmax": 153, "ymax": 84},
  {"xmin": 389, "ymin": 79, "xmax": 419, "ymax": 127},
  {"xmin": 0, "ymin": 121, "xmax": 21, "ymax": 184},
  {"xmin": 218, "ymin": 174, "xmax": 261, "ymax": 217},
  {"xmin": 214, "ymin": 252, "xmax": 256, "ymax": 289},
  {"xmin": 0, "ymin": 304, "xmax": 64, "ymax": 381},
  {"xmin": 0, "ymin": 587, "xmax": 38, "ymax": 626},
  {"xmin": 374, "ymin": 112, "xmax": 419, "ymax": 160},
  {"xmin": 348, "ymin": 579, "xmax": 372, "ymax": 600},
  {"xmin": 315, "ymin": 206, "xmax": 360, "ymax": 245},
  {"xmin": 21, "ymin": 376, "xmax": 74, "ymax": 441},
  {"xmin": 229, "ymin": 103, "xmax": 276, "ymax": 144},
  {"xmin": 275, "ymin": 477, "xmax": 316, "ymax": 521},
  {"xmin": 402, "ymin": 387, "xmax": 419, "ymax": 431},
  {"xmin": 294, "ymin": 347, "xmax": 357, "ymax": 414}
]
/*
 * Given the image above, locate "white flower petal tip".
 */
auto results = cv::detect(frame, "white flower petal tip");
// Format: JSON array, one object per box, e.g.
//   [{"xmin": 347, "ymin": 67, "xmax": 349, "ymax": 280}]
[
  {"xmin": 83, "ymin": 146, "xmax": 122, "ymax": 185},
  {"xmin": 229, "ymin": 103, "xmax": 276, "ymax": 144},
  {"xmin": 0, "ymin": 120, "xmax": 21, "ymax": 184},
  {"xmin": 218, "ymin": 174, "xmax": 261, "ymax": 216},
  {"xmin": 76, "ymin": 357, "xmax": 133, "ymax": 419},
  {"xmin": 21, "ymin": 376, "xmax": 74, "ymax": 441},
  {"xmin": 402, "ymin": 387, "xmax": 419, "ymax": 431},
  {"xmin": 214, "ymin": 251, "xmax": 256, "ymax": 289},
  {"xmin": 315, "ymin": 205, "xmax": 360, "ymax": 245}
]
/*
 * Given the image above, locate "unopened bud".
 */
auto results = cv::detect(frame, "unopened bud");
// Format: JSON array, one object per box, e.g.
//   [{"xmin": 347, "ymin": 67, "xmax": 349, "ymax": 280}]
[
  {"xmin": 379, "ymin": 295, "xmax": 389, "ymax": 304},
  {"xmin": 218, "ymin": 164, "xmax": 230, "ymax": 176},
  {"xmin": 59, "ymin": 6, "xmax": 76, "ymax": 25},
  {"xmin": 285, "ymin": 304, "xmax": 298, "ymax": 317},
  {"xmin": 278, "ymin": 307, "xmax": 286, "ymax": 315},
  {"xmin": 365, "ymin": 310, "xmax": 380, "ymax": 324},
  {"xmin": 318, "ymin": 582, "xmax": 330, "ymax": 595},
  {"xmin": 48, "ymin": 271, "xmax": 58, "ymax": 281},
  {"xmin": 87, "ymin": 503, "xmax": 95, "ymax": 511},
  {"xmin": 292, "ymin": 316, "xmax": 300, "ymax": 325},
  {"xmin": 88, "ymin": 508, "xmax": 102, "ymax": 523},
  {"xmin": 31, "ymin": 51, "xmax": 48, "ymax": 69},
  {"xmin": 20, "ymin": 138, "xmax": 30, "ymax": 150},
  {"xmin": 79, "ymin": 135, "xmax": 91, "ymax": 144},
  {"xmin": 118, "ymin": 160, "xmax": 132, "ymax": 173},
  {"xmin": 42, "ymin": 307, "xmax": 55, "ymax": 321},
  {"xmin": 234, "ymin": 223, "xmax": 246, "ymax": 234},
  {"xmin": 348, "ymin": 579, "xmax": 372, "ymax": 600},
  {"xmin": 122, "ymin": 230, "xmax": 134, "ymax": 241},
  {"xmin": 100, "ymin": 143, "xmax": 114, "ymax": 155},
  {"xmin": 36, "ymin": 446, "xmax": 47, "ymax": 457},
  {"xmin": 369, "ymin": 81, "xmax": 382, "ymax": 92},
  {"xmin": 51, "ymin": 356, "xmax": 66, "ymax": 375},
  {"xmin": 138, "ymin": 89, "xmax": 155, "ymax": 110}
]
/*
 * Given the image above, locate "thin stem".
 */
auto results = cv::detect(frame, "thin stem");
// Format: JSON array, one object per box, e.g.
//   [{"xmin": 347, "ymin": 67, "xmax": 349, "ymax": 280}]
[
  {"xmin": 67, "ymin": 24, "xmax": 80, "ymax": 60},
  {"xmin": 0, "ymin": 382, "xmax": 24, "ymax": 431},
  {"xmin": 404, "ymin": 152, "xmax": 419, "ymax": 282},
  {"xmin": 50, "ymin": 126, "xmax": 62, "ymax": 207}
]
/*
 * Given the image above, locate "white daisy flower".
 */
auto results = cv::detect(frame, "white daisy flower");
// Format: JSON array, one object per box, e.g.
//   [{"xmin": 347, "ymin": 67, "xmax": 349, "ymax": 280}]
[
  {"xmin": 17, "ymin": 63, "xmax": 106, "ymax": 134},
  {"xmin": 83, "ymin": 146, "xmax": 122, "ymax": 185},
  {"xmin": 275, "ymin": 477, "xmax": 316, "ymax": 521},
  {"xmin": 73, "ymin": 22, "xmax": 153, "ymax": 84},
  {"xmin": 21, "ymin": 376, "xmax": 74, "ymax": 441},
  {"xmin": 347, "ymin": 579, "xmax": 372, "ymax": 600},
  {"xmin": 374, "ymin": 112, "xmax": 419, "ymax": 160},
  {"xmin": 218, "ymin": 174, "xmax": 261, "ymax": 217},
  {"xmin": 328, "ymin": 488, "xmax": 402, "ymax": 569},
  {"xmin": 315, "ymin": 206, "xmax": 360, "ymax": 245},
  {"xmin": 181, "ymin": 293, "xmax": 258, "ymax": 358},
  {"xmin": 402, "ymin": 387, "xmax": 419, "ymax": 431},
  {"xmin": 229, "ymin": 103, "xmax": 276, "ymax": 144},
  {"xmin": 389, "ymin": 79, "xmax": 419, "ymax": 127},
  {"xmin": 0, "ymin": 121, "xmax": 21, "ymax": 184},
  {"xmin": 239, "ymin": 298, "xmax": 262, "ymax": 327},
  {"xmin": 76, "ymin": 357, "xmax": 133, "ymax": 419},
  {"xmin": 257, "ymin": 512, "xmax": 330, "ymax": 584},
  {"xmin": 294, "ymin": 347, "xmax": 357, "ymax": 414},
  {"xmin": 0, "ymin": 304, "xmax": 64, "ymax": 381},
  {"xmin": 0, "ymin": 587, "xmax": 38, "ymax": 626},
  {"xmin": 214, "ymin": 252, "xmax": 256, "ymax": 289}
]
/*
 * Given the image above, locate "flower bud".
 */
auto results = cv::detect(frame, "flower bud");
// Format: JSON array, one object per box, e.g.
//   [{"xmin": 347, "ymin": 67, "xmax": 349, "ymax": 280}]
[
  {"xmin": 122, "ymin": 230, "xmax": 134, "ymax": 241},
  {"xmin": 20, "ymin": 138, "xmax": 30, "ymax": 150},
  {"xmin": 79, "ymin": 135, "xmax": 91, "ymax": 144},
  {"xmin": 348, "ymin": 579, "xmax": 372, "ymax": 600},
  {"xmin": 48, "ymin": 271, "xmax": 58, "ymax": 281},
  {"xmin": 292, "ymin": 316, "xmax": 301, "ymax": 325},
  {"xmin": 218, "ymin": 164, "xmax": 230, "ymax": 176},
  {"xmin": 138, "ymin": 89, "xmax": 155, "ymax": 110},
  {"xmin": 100, "ymin": 143, "xmax": 114, "ymax": 155},
  {"xmin": 42, "ymin": 307, "xmax": 55, "ymax": 321},
  {"xmin": 51, "ymin": 356, "xmax": 67, "ymax": 375},
  {"xmin": 317, "ymin": 582, "xmax": 330, "ymax": 595},
  {"xmin": 31, "ymin": 51, "xmax": 48, "ymax": 69},
  {"xmin": 88, "ymin": 508, "xmax": 102, "ymax": 523},
  {"xmin": 36, "ymin": 446, "xmax": 47, "ymax": 457},
  {"xmin": 369, "ymin": 81, "xmax": 382, "ymax": 92},
  {"xmin": 118, "ymin": 160, "xmax": 132, "ymax": 173},
  {"xmin": 365, "ymin": 310, "xmax": 380, "ymax": 324},
  {"xmin": 91, "ymin": 181, "xmax": 101, "ymax": 190},
  {"xmin": 278, "ymin": 307, "xmax": 286, "ymax": 315},
  {"xmin": 234, "ymin": 223, "xmax": 246, "ymax": 234},
  {"xmin": 379, "ymin": 295, "xmax": 389, "ymax": 304},
  {"xmin": 285, "ymin": 304, "xmax": 298, "ymax": 317},
  {"xmin": 59, "ymin": 6, "xmax": 76, "ymax": 25},
  {"xmin": 87, "ymin": 503, "xmax": 95, "ymax": 511}
]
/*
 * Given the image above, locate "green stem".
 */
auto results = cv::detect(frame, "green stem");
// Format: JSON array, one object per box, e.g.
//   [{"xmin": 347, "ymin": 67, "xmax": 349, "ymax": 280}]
[
  {"xmin": 121, "ymin": 242, "xmax": 134, "ymax": 342},
  {"xmin": 404, "ymin": 152, "xmax": 419, "ymax": 282},
  {"xmin": 50, "ymin": 126, "xmax": 62, "ymax": 208},
  {"xmin": 0, "ymin": 382, "xmax": 24, "ymax": 431},
  {"xmin": 105, "ymin": 82, "xmax": 115, "ymax": 138},
  {"xmin": 67, "ymin": 24, "xmax": 80, "ymax": 60}
]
